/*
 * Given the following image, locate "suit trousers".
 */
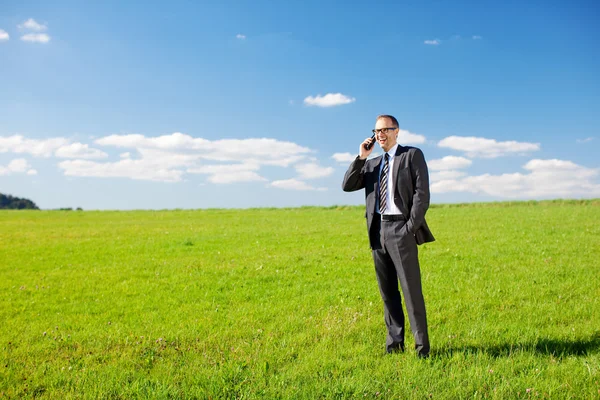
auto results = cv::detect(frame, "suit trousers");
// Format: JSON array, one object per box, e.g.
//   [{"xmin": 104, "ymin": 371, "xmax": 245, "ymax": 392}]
[{"xmin": 371, "ymin": 217, "xmax": 430, "ymax": 355}]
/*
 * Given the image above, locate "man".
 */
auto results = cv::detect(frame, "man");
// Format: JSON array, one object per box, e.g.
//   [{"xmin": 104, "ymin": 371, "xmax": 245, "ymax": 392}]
[{"xmin": 342, "ymin": 114, "xmax": 435, "ymax": 357}]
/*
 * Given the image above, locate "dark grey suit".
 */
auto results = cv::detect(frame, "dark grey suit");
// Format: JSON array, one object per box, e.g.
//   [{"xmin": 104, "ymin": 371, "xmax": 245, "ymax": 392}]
[{"xmin": 342, "ymin": 145, "xmax": 434, "ymax": 355}]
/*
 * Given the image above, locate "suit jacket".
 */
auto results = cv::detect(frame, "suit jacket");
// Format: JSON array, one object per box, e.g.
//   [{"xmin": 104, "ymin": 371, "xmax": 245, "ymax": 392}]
[{"xmin": 342, "ymin": 145, "xmax": 435, "ymax": 248}]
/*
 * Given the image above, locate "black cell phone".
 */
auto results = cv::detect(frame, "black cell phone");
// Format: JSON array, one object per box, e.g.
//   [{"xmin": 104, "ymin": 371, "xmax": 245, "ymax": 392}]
[{"xmin": 364, "ymin": 133, "xmax": 376, "ymax": 150}]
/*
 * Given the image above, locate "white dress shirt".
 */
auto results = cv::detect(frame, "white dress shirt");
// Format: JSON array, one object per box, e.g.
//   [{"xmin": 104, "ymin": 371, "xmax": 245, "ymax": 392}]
[{"xmin": 376, "ymin": 144, "xmax": 402, "ymax": 215}]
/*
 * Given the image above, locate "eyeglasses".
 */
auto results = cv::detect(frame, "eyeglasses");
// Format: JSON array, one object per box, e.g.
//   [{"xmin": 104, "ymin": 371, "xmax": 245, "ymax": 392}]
[{"xmin": 372, "ymin": 127, "xmax": 397, "ymax": 134}]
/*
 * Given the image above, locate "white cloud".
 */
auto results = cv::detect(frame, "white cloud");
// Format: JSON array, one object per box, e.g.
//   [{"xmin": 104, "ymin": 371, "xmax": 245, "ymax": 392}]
[
  {"xmin": 58, "ymin": 159, "xmax": 185, "ymax": 182},
  {"xmin": 187, "ymin": 163, "xmax": 259, "ymax": 174},
  {"xmin": 58, "ymin": 146, "xmax": 205, "ymax": 183},
  {"xmin": 1, "ymin": 135, "xmax": 106, "ymax": 160},
  {"xmin": 431, "ymin": 158, "xmax": 600, "ymax": 198},
  {"xmin": 438, "ymin": 136, "xmax": 540, "ymax": 158},
  {"xmin": 209, "ymin": 171, "xmax": 266, "ymax": 184},
  {"xmin": 269, "ymin": 178, "xmax": 326, "ymax": 191},
  {"xmin": 21, "ymin": 33, "xmax": 51, "ymax": 43},
  {"xmin": 430, "ymin": 170, "xmax": 467, "ymax": 182},
  {"xmin": 6, "ymin": 132, "xmax": 316, "ymax": 184},
  {"xmin": 397, "ymin": 129, "xmax": 426, "ymax": 144},
  {"xmin": 295, "ymin": 163, "xmax": 334, "ymax": 179},
  {"xmin": 0, "ymin": 135, "xmax": 69, "ymax": 157},
  {"xmin": 95, "ymin": 133, "xmax": 312, "ymax": 167},
  {"xmin": 41, "ymin": 133, "xmax": 312, "ymax": 183},
  {"xmin": 0, "ymin": 29, "xmax": 9, "ymax": 41},
  {"xmin": 523, "ymin": 159, "xmax": 596, "ymax": 176},
  {"xmin": 304, "ymin": 93, "xmax": 356, "ymax": 107},
  {"xmin": 425, "ymin": 36, "xmax": 481, "ymax": 45},
  {"xmin": 55, "ymin": 143, "xmax": 108, "ymax": 159},
  {"xmin": 332, "ymin": 152, "xmax": 356, "ymax": 163},
  {"xmin": 187, "ymin": 163, "xmax": 266, "ymax": 184},
  {"xmin": 7, "ymin": 158, "xmax": 30, "ymax": 172},
  {"xmin": 576, "ymin": 137, "xmax": 594, "ymax": 143},
  {"xmin": 18, "ymin": 19, "xmax": 52, "ymax": 43},
  {"xmin": 428, "ymin": 156, "xmax": 472, "ymax": 171},
  {"xmin": 19, "ymin": 18, "xmax": 47, "ymax": 31},
  {"xmin": 95, "ymin": 133, "xmax": 175, "ymax": 148},
  {"xmin": 236, "ymin": 34, "xmax": 246, "ymax": 40},
  {"xmin": 136, "ymin": 148, "xmax": 200, "ymax": 168},
  {"xmin": 207, "ymin": 139, "xmax": 310, "ymax": 166},
  {"xmin": 0, "ymin": 158, "xmax": 36, "ymax": 176}
]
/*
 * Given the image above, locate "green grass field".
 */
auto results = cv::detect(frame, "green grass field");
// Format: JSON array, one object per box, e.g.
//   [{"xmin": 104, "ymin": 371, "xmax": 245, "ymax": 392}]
[{"xmin": 1, "ymin": 200, "xmax": 599, "ymax": 399}]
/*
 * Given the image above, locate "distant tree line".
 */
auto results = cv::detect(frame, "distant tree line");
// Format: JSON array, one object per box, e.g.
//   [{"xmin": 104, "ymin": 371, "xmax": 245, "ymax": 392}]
[{"xmin": 0, "ymin": 193, "xmax": 39, "ymax": 210}]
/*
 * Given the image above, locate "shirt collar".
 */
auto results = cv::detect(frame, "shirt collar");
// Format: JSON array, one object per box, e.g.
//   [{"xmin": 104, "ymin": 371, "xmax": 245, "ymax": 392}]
[{"xmin": 385, "ymin": 144, "xmax": 399, "ymax": 158}]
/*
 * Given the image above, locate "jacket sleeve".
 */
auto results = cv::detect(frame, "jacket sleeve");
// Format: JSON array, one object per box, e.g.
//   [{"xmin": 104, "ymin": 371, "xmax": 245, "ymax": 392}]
[
  {"xmin": 405, "ymin": 148, "xmax": 430, "ymax": 234},
  {"xmin": 342, "ymin": 156, "xmax": 367, "ymax": 192}
]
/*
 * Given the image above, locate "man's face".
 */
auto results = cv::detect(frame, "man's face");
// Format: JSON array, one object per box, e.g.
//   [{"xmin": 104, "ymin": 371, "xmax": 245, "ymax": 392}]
[{"xmin": 374, "ymin": 117, "xmax": 398, "ymax": 152}]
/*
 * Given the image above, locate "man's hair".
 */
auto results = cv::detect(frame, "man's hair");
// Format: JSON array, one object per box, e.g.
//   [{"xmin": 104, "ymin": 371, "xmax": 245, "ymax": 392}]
[{"xmin": 376, "ymin": 114, "xmax": 399, "ymax": 128}]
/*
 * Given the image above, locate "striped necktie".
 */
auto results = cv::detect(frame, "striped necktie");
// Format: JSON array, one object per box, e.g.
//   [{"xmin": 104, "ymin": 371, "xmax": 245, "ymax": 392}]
[{"xmin": 380, "ymin": 153, "xmax": 390, "ymax": 213}]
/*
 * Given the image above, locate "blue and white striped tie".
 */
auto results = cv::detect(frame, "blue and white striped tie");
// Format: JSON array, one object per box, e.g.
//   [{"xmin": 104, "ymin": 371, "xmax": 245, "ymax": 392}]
[{"xmin": 380, "ymin": 153, "xmax": 389, "ymax": 213}]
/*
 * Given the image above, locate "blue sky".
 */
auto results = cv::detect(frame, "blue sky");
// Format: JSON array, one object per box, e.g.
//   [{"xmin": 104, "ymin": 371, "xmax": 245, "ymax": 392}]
[{"xmin": 1, "ymin": 0, "xmax": 599, "ymax": 209}]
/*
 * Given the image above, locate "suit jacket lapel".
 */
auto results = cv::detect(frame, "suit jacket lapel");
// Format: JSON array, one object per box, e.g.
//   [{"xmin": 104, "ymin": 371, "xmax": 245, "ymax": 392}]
[
  {"xmin": 392, "ymin": 145, "xmax": 403, "ymax": 198},
  {"xmin": 373, "ymin": 154, "xmax": 383, "ymax": 176},
  {"xmin": 372, "ymin": 155, "xmax": 383, "ymax": 211}
]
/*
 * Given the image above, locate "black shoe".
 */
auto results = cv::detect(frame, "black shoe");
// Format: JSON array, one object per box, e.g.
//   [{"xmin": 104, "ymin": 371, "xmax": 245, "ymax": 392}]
[
  {"xmin": 415, "ymin": 344, "xmax": 430, "ymax": 358},
  {"xmin": 386, "ymin": 344, "xmax": 405, "ymax": 354}
]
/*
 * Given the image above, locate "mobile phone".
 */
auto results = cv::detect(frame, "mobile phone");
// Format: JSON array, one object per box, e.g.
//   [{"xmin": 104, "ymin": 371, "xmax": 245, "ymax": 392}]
[{"xmin": 364, "ymin": 133, "xmax": 376, "ymax": 150}]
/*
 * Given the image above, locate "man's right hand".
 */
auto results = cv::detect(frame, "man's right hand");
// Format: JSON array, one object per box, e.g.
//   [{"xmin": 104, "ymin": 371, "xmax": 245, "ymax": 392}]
[{"xmin": 359, "ymin": 137, "xmax": 375, "ymax": 160}]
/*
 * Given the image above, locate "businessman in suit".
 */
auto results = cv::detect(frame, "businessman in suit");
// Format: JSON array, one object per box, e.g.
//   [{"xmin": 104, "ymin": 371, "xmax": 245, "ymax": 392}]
[{"xmin": 342, "ymin": 114, "xmax": 435, "ymax": 357}]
